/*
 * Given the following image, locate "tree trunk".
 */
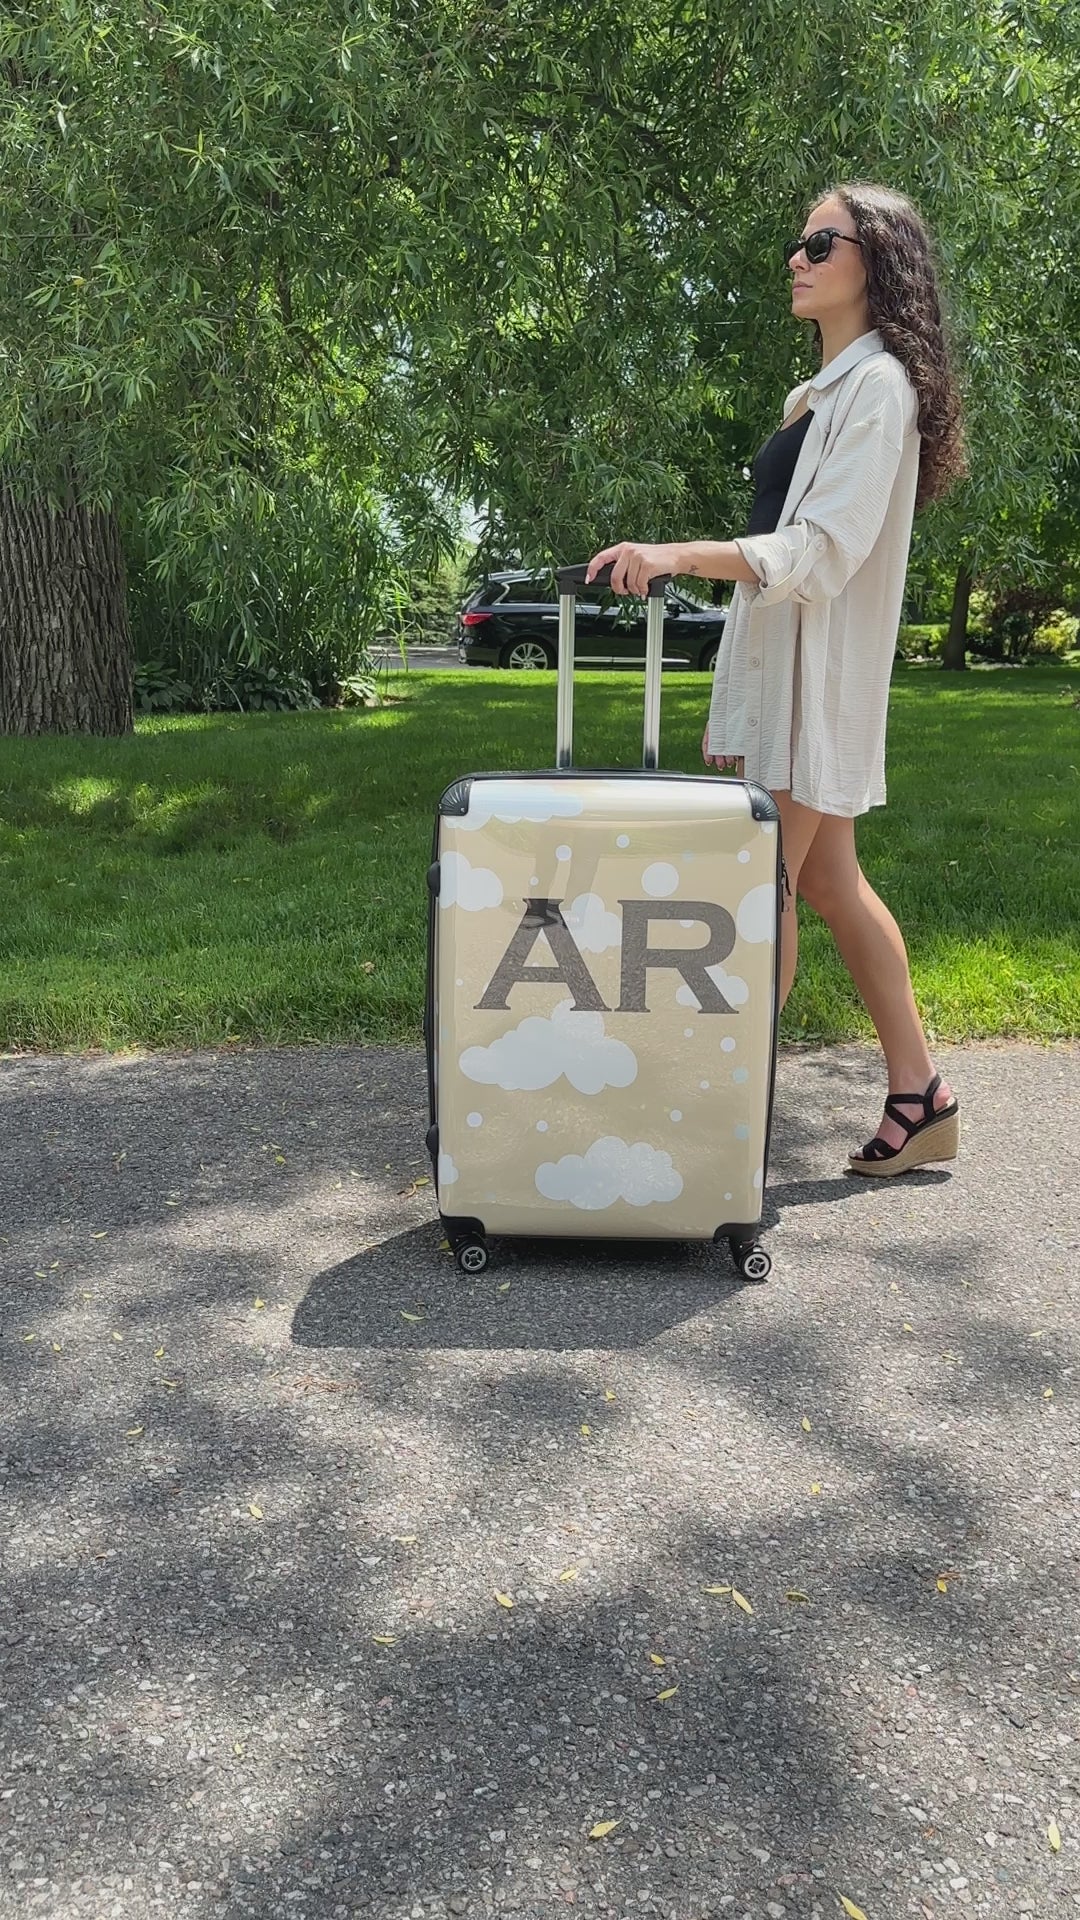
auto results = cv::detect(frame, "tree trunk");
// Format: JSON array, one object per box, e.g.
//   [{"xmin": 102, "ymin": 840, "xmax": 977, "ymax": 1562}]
[
  {"xmin": 0, "ymin": 489, "xmax": 133, "ymax": 735},
  {"xmin": 940, "ymin": 559, "xmax": 972, "ymax": 672}
]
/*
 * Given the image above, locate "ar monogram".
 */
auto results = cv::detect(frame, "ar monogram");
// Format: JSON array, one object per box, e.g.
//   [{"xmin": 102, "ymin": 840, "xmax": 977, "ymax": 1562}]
[{"xmin": 476, "ymin": 898, "xmax": 740, "ymax": 1015}]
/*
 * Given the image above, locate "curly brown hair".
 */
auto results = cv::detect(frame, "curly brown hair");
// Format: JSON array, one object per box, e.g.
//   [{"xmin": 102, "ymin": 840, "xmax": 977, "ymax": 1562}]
[{"xmin": 808, "ymin": 183, "xmax": 967, "ymax": 509}]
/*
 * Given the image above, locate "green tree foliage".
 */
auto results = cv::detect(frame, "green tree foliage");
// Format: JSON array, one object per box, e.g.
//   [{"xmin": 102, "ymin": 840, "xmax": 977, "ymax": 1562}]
[{"xmin": 2, "ymin": 1, "xmax": 1078, "ymax": 728}]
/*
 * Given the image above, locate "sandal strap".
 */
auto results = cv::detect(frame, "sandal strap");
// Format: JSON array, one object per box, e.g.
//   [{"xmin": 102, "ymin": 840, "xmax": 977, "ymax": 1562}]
[
  {"xmin": 855, "ymin": 1136, "xmax": 895, "ymax": 1160},
  {"xmin": 855, "ymin": 1076, "xmax": 954, "ymax": 1163},
  {"xmin": 883, "ymin": 1074, "xmax": 942, "ymax": 1136}
]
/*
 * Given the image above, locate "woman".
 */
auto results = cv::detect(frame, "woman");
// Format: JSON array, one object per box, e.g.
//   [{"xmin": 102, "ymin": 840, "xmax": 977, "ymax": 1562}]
[{"xmin": 586, "ymin": 182, "xmax": 967, "ymax": 1176}]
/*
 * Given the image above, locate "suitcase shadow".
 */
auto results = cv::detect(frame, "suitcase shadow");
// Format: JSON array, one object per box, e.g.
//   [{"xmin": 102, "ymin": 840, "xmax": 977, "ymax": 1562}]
[{"xmin": 295, "ymin": 1222, "xmax": 749, "ymax": 1353}]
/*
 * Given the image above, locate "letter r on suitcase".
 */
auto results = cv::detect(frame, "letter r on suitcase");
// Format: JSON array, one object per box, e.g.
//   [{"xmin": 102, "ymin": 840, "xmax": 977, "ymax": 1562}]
[{"xmin": 425, "ymin": 563, "xmax": 782, "ymax": 1281}]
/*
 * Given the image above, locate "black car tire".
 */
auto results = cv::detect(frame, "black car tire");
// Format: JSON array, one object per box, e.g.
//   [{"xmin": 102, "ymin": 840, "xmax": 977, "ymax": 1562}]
[
  {"xmin": 501, "ymin": 637, "xmax": 554, "ymax": 670},
  {"xmin": 698, "ymin": 641, "xmax": 721, "ymax": 673}
]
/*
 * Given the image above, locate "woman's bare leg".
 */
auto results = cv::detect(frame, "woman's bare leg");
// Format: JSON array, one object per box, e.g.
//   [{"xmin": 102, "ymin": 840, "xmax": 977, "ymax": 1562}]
[
  {"xmin": 768, "ymin": 790, "xmax": 830, "ymax": 1010},
  {"xmin": 797, "ymin": 816, "xmax": 954, "ymax": 1149}
]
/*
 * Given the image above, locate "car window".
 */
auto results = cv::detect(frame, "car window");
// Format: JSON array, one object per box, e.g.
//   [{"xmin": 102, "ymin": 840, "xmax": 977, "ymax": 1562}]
[{"xmin": 503, "ymin": 576, "xmax": 555, "ymax": 603}]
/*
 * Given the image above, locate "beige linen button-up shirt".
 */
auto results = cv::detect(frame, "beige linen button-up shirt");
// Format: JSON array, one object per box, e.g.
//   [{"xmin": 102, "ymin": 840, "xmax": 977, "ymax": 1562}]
[{"xmin": 707, "ymin": 330, "xmax": 920, "ymax": 817}]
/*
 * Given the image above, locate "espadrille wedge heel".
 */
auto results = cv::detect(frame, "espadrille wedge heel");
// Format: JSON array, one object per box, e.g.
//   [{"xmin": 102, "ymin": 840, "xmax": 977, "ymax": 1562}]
[{"xmin": 848, "ymin": 1073, "xmax": 960, "ymax": 1178}]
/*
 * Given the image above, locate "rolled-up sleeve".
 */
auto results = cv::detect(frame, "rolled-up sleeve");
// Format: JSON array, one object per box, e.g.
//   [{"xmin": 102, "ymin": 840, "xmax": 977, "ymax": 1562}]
[{"xmin": 735, "ymin": 380, "xmax": 911, "ymax": 607}]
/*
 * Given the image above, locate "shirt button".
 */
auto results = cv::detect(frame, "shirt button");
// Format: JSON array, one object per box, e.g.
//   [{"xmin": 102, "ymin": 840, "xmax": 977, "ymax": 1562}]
[
  {"xmin": 748, "ymin": 717, "xmax": 758, "ymax": 728},
  {"xmin": 749, "ymin": 656, "xmax": 761, "ymax": 668}
]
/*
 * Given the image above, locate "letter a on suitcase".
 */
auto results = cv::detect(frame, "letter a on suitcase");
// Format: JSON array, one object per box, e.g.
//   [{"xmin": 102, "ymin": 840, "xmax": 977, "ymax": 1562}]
[{"xmin": 424, "ymin": 564, "xmax": 782, "ymax": 1281}]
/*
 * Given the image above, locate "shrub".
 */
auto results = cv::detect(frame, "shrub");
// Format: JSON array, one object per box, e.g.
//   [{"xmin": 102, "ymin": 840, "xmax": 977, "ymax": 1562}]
[
  {"xmin": 895, "ymin": 623, "xmax": 947, "ymax": 661},
  {"xmin": 1031, "ymin": 609, "xmax": 1079, "ymax": 659},
  {"xmin": 200, "ymin": 664, "xmax": 321, "ymax": 712},
  {"xmin": 981, "ymin": 585, "xmax": 1058, "ymax": 661},
  {"xmin": 133, "ymin": 659, "xmax": 194, "ymax": 713},
  {"xmin": 967, "ymin": 587, "xmax": 993, "ymax": 637}
]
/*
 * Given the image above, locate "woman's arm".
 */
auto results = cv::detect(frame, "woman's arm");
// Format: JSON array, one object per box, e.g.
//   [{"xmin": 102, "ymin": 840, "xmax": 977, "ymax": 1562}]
[
  {"xmin": 584, "ymin": 538, "xmax": 760, "ymax": 595},
  {"xmin": 674, "ymin": 541, "xmax": 762, "ymax": 585}
]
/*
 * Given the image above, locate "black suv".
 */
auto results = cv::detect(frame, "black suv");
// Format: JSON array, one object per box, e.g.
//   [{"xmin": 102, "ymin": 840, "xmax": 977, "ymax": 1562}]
[{"xmin": 458, "ymin": 570, "xmax": 726, "ymax": 671}]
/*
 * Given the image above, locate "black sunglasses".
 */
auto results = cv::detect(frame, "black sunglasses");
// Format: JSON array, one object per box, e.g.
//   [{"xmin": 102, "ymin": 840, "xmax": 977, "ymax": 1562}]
[{"xmin": 785, "ymin": 227, "xmax": 864, "ymax": 266}]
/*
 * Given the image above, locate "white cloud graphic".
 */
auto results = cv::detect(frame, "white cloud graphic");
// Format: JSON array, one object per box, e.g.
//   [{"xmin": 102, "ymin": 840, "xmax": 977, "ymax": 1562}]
[
  {"xmin": 676, "ymin": 964, "xmax": 749, "ymax": 1011},
  {"xmin": 438, "ymin": 1152, "xmax": 459, "ymax": 1188},
  {"xmin": 460, "ymin": 998, "xmax": 636, "ymax": 1096},
  {"xmin": 642, "ymin": 861, "xmax": 679, "ymax": 897},
  {"xmin": 439, "ymin": 851, "xmax": 503, "ymax": 912},
  {"xmin": 536, "ymin": 1135, "xmax": 683, "ymax": 1210},
  {"xmin": 459, "ymin": 782, "xmax": 584, "ymax": 831},
  {"xmin": 563, "ymin": 891, "xmax": 621, "ymax": 954},
  {"xmin": 736, "ymin": 883, "xmax": 776, "ymax": 945}
]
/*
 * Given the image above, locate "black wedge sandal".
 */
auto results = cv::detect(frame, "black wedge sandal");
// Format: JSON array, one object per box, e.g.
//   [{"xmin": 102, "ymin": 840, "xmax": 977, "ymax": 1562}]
[{"xmin": 848, "ymin": 1073, "xmax": 960, "ymax": 1179}]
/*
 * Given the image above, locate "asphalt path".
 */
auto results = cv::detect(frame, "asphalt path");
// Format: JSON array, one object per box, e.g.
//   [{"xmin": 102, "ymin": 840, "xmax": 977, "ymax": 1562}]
[{"xmin": 1, "ymin": 1038, "xmax": 1078, "ymax": 1920}]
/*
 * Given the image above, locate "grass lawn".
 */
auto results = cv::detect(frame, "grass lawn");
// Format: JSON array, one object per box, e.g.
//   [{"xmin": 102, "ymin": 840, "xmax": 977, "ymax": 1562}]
[{"xmin": 1, "ymin": 666, "xmax": 1078, "ymax": 1052}]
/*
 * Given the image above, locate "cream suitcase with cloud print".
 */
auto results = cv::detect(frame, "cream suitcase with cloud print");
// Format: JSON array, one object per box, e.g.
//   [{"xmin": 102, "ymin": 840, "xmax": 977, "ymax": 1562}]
[{"xmin": 424, "ymin": 564, "xmax": 783, "ymax": 1282}]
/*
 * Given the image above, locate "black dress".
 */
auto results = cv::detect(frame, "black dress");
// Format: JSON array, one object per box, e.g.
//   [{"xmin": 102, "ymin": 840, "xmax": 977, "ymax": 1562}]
[{"xmin": 745, "ymin": 410, "xmax": 814, "ymax": 536}]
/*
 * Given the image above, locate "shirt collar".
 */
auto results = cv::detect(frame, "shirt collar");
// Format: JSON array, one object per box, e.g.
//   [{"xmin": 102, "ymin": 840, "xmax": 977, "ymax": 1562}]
[{"xmin": 808, "ymin": 329, "xmax": 886, "ymax": 394}]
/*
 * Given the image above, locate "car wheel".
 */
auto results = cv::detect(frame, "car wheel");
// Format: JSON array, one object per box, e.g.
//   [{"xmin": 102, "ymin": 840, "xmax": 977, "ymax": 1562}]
[
  {"xmin": 698, "ymin": 642, "xmax": 720, "ymax": 673},
  {"xmin": 501, "ymin": 637, "xmax": 553, "ymax": 670}
]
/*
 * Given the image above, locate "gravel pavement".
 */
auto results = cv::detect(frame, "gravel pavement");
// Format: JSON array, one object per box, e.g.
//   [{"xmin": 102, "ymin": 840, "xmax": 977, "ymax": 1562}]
[{"xmin": 1, "ymin": 1039, "xmax": 1078, "ymax": 1920}]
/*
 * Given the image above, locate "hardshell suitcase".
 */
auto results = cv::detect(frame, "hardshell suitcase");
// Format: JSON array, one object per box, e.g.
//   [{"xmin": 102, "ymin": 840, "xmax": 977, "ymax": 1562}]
[{"xmin": 425, "ymin": 563, "xmax": 783, "ymax": 1281}]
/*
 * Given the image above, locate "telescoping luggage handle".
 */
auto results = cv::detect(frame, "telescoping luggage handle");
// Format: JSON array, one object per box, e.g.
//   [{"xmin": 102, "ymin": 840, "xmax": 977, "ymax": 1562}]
[{"xmin": 555, "ymin": 562, "xmax": 672, "ymax": 772}]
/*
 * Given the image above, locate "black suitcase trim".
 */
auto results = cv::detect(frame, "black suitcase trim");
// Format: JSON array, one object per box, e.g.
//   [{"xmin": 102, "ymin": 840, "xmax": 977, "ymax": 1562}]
[{"xmin": 438, "ymin": 769, "xmax": 780, "ymax": 823}]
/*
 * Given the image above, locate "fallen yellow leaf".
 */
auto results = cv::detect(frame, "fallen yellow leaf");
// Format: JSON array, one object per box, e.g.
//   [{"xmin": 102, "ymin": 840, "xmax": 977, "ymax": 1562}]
[
  {"xmin": 391, "ymin": 1535, "xmax": 417, "ymax": 1545},
  {"xmin": 154, "ymin": 1346, "xmax": 165, "ymax": 1358},
  {"xmin": 588, "ymin": 1819, "xmax": 622, "ymax": 1840},
  {"xmin": 936, "ymin": 1576, "xmax": 949, "ymax": 1594},
  {"xmin": 494, "ymin": 1591, "xmax": 513, "ymax": 1609},
  {"xmin": 1044, "ymin": 1387, "xmax": 1054, "ymax": 1400},
  {"xmin": 248, "ymin": 1503, "xmax": 264, "ymax": 1519},
  {"xmin": 902, "ymin": 1322, "xmax": 913, "ymax": 1332},
  {"xmin": 810, "ymin": 1483, "xmax": 821, "ymax": 1495},
  {"xmin": 840, "ymin": 1898, "xmax": 870, "ymax": 1920},
  {"xmin": 438, "ymin": 1239, "xmax": 451, "ymax": 1252},
  {"xmin": 126, "ymin": 1426, "xmax": 144, "ymax": 1438},
  {"xmin": 702, "ymin": 1585, "xmax": 732, "ymax": 1596},
  {"xmin": 604, "ymin": 1389, "xmax": 616, "ymax": 1402},
  {"xmin": 112, "ymin": 1332, "xmax": 123, "ymax": 1343},
  {"xmin": 559, "ymin": 1568, "xmax": 579, "ymax": 1582},
  {"xmin": 23, "ymin": 1333, "xmax": 35, "ymax": 1343},
  {"xmin": 655, "ymin": 1685, "xmax": 679, "ymax": 1702},
  {"xmin": 497, "ymin": 1282, "xmax": 511, "ymax": 1294},
  {"xmin": 52, "ymin": 1343, "xmax": 63, "ymax": 1353},
  {"xmin": 400, "ymin": 1311, "xmax": 423, "ymax": 1324},
  {"xmin": 649, "ymin": 1653, "xmax": 666, "ymax": 1666},
  {"xmin": 372, "ymin": 1635, "xmax": 397, "ymax": 1646},
  {"xmin": 732, "ymin": 1588, "xmax": 753, "ymax": 1616},
  {"xmin": 92, "ymin": 1232, "xmax": 107, "ymax": 1239},
  {"xmin": 233, "ymin": 1742, "xmax": 245, "ymax": 1756},
  {"xmin": 801, "ymin": 1415, "xmax": 812, "ymax": 1432},
  {"xmin": 786, "ymin": 1590, "xmax": 810, "ymax": 1604},
  {"xmin": 1048, "ymin": 1819, "xmax": 1061, "ymax": 1852},
  {"xmin": 580, "ymin": 1423, "xmax": 591, "ymax": 1437},
  {"xmin": 253, "ymin": 1298, "xmax": 266, "ymax": 1310}
]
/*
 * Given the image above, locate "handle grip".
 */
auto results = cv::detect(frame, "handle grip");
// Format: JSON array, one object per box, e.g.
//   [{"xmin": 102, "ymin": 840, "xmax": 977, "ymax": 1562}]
[{"xmin": 556, "ymin": 561, "xmax": 672, "ymax": 599}]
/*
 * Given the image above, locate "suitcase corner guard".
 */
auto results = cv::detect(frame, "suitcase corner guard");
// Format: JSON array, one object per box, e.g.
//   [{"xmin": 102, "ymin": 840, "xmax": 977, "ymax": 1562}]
[{"xmin": 438, "ymin": 778, "xmax": 474, "ymax": 816}]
